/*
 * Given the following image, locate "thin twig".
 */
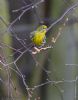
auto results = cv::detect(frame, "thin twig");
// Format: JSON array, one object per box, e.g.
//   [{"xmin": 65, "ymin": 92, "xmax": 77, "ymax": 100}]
[
  {"xmin": 9, "ymin": 0, "xmax": 44, "ymax": 28},
  {"xmin": 47, "ymin": 2, "xmax": 78, "ymax": 31}
]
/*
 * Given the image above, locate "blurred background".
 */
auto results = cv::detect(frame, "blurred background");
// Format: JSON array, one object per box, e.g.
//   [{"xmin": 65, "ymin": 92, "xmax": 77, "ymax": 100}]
[{"xmin": 0, "ymin": 0, "xmax": 78, "ymax": 100}]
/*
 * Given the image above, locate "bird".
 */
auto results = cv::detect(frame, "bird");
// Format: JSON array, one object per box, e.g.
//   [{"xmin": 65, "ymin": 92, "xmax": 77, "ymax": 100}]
[{"xmin": 30, "ymin": 25, "xmax": 47, "ymax": 47}]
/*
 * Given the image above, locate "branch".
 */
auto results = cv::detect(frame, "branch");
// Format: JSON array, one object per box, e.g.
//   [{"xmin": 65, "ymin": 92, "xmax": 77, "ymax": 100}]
[{"xmin": 47, "ymin": 2, "xmax": 78, "ymax": 31}]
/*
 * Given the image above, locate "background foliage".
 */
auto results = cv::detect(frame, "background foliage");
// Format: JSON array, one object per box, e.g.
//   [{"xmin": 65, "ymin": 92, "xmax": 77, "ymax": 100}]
[{"xmin": 0, "ymin": 0, "xmax": 78, "ymax": 100}]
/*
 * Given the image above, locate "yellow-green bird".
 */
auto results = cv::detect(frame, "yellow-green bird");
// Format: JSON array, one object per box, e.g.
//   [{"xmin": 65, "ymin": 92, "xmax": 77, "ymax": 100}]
[{"xmin": 30, "ymin": 25, "xmax": 47, "ymax": 46}]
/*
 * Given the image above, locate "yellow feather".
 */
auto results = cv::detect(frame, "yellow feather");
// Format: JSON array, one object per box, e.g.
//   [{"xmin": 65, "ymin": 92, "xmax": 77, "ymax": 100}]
[{"xmin": 31, "ymin": 25, "xmax": 47, "ymax": 46}]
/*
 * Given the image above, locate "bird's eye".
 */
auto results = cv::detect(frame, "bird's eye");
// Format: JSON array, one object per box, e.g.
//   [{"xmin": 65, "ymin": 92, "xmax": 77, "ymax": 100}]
[{"xmin": 42, "ymin": 25, "xmax": 47, "ymax": 29}]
